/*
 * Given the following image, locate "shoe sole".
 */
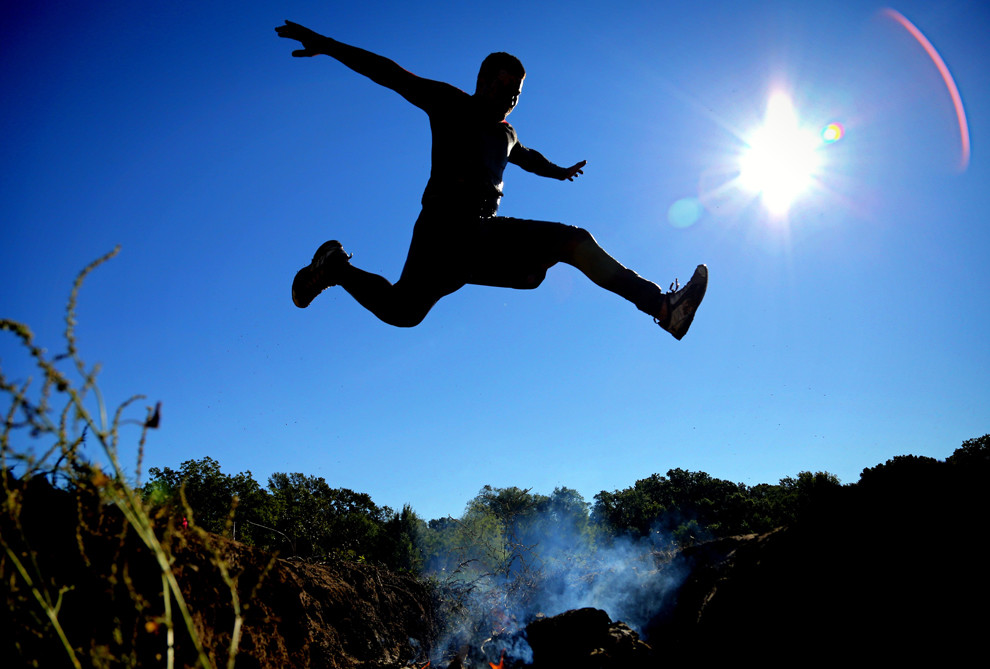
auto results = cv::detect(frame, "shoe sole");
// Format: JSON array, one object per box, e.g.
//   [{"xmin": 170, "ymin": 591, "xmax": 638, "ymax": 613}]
[
  {"xmin": 292, "ymin": 240, "xmax": 344, "ymax": 309},
  {"xmin": 666, "ymin": 264, "xmax": 708, "ymax": 340}
]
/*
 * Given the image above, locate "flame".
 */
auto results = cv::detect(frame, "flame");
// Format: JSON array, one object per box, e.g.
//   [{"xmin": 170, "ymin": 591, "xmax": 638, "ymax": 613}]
[{"xmin": 489, "ymin": 651, "xmax": 505, "ymax": 669}]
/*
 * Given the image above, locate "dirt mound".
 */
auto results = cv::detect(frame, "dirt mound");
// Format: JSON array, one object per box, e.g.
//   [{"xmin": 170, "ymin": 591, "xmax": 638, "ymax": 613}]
[{"xmin": 1, "ymin": 477, "xmax": 437, "ymax": 668}]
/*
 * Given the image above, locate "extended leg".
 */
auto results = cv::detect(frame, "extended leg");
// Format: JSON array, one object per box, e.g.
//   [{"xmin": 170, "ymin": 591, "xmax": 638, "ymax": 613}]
[
  {"xmin": 468, "ymin": 217, "xmax": 707, "ymax": 339},
  {"xmin": 468, "ymin": 219, "xmax": 661, "ymax": 311},
  {"xmin": 570, "ymin": 231, "xmax": 709, "ymax": 339},
  {"xmin": 563, "ymin": 227, "xmax": 708, "ymax": 339},
  {"xmin": 566, "ymin": 227, "xmax": 664, "ymax": 311}
]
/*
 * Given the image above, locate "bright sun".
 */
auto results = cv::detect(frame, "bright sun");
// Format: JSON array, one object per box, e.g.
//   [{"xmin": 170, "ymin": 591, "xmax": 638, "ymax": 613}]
[{"xmin": 738, "ymin": 92, "xmax": 823, "ymax": 216}]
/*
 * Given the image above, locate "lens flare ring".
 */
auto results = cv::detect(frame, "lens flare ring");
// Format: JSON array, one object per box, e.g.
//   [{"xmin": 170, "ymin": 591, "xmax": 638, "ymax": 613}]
[{"xmin": 883, "ymin": 7, "xmax": 970, "ymax": 171}]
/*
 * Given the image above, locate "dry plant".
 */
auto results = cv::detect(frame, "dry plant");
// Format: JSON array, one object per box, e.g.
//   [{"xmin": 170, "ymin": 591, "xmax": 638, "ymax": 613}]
[{"xmin": 1, "ymin": 248, "xmax": 260, "ymax": 668}]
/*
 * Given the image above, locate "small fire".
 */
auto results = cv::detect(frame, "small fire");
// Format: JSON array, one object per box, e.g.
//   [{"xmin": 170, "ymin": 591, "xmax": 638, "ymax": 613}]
[{"xmin": 489, "ymin": 650, "xmax": 505, "ymax": 669}]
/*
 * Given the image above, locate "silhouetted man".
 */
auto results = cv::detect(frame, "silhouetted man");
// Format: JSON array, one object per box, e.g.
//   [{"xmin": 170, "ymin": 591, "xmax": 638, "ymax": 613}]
[{"xmin": 278, "ymin": 21, "xmax": 707, "ymax": 339}]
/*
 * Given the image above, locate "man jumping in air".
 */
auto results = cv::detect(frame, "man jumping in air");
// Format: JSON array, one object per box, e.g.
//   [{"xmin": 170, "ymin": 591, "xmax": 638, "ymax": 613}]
[{"xmin": 277, "ymin": 21, "xmax": 707, "ymax": 339}]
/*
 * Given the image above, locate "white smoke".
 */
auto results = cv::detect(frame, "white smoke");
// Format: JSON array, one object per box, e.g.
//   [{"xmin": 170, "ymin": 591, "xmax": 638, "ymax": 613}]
[{"xmin": 421, "ymin": 505, "xmax": 689, "ymax": 664}]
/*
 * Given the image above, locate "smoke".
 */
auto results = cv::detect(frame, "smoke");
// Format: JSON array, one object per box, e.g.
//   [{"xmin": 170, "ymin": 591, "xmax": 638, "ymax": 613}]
[
  {"xmin": 523, "ymin": 531, "xmax": 685, "ymax": 631},
  {"xmin": 420, "ymin": 502, "xmax": 689, "ymax": 664}
]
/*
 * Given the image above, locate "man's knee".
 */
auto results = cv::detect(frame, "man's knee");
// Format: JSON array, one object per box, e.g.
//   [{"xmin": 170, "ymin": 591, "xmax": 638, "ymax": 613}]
[
  {"xmin": 382, "ymin": 303, "xmax": 432, "ymax": 328},
  {"xmin": 519, "ymin": 269, "xmax": 548, "ymax": 289},
  {"xmin": 563, "ymin": 226, "xmax": 595, "ymax": 257},
  {"xmin": 379, "ymin": 286, "xmax": 443, "ymax": 328}
]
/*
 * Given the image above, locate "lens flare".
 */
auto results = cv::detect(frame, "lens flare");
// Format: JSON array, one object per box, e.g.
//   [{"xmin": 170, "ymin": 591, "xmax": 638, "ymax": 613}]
[
  {"xmin": 668, "ymin": 197, "xmax": 703, "ymax": 228},
  {"xmin": 883, "ymin": 7, "xmax": 970, "ymax": 170},
  {"xmin": 822, "ymin": 123, "xmax": 844, "ymax": 143}
]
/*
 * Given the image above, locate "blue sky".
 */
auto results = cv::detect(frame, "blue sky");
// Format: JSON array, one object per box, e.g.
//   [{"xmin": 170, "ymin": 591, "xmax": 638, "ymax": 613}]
[{"xmin": 2, "ymin": 0, "xmax": 987, "ymax": 521}]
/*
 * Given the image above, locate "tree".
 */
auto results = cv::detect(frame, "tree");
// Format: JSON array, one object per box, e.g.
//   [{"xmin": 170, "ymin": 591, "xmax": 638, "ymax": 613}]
[
  {"xmin": 774, "ymin": 470, "xmax": 842, "ymax": 524},
  {"xmin": 947, "ymin": 434, "xmax": 990, "ymax": 468},
  {"xmin": 378, "ymin": 504, "xmax": 425, "ymax": 573},
  {"xmin": 265, "ymin": 472, "xmax": 422, "ymax": 570},
  {"xmin": 420, "ymin": 486, "xmax": 600, "ymax": 580},
  {"xmin": 541, "ymin": 487, "xmax": 594, "ymax": 549},
  {"xmin": 144, "ymin": 456, "xmax": 271, "ymax": 544},
  {"xmin": 592, "ymin": 468, "xmax": 841, "ymax": 545}
]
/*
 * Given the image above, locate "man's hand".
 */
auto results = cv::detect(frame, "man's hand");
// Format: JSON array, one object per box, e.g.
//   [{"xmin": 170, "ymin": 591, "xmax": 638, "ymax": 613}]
[
  {"xmin": 564, "ymin": 160, "xmax": 587, "ymax": 181},
  {"xmin": 276, "ymin": 20, "xmax": 330, "ymax": 57}
]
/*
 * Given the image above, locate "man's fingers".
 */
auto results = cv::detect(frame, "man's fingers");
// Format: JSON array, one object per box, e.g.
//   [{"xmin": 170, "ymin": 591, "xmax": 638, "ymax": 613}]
[
  {"xmin": 276, "ymin": 20, "xmax": 307, "ymax": 40},
  {"xmin": 565, "ymin": 160, "xmax": 587, "ymax": 181},
  {"xmin": 278, "ymin": 20, "xmax": 322, "ymax": 57}
]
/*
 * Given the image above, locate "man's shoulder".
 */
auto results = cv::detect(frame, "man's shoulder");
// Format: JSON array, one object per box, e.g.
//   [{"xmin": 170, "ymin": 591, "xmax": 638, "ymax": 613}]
[
  {"xmin": 415, "ymin": 77, "xmax": 468, "ymax": 100},
  {"xmin": 412, "ymin": 78, "xmax": 471, "ymax": 113}
]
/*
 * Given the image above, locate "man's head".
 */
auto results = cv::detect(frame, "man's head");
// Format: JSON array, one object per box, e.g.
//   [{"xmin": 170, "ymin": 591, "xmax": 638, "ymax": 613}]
[{"xmin": 475, "ymin": 52, "xmax": 525, "ymax": 119}]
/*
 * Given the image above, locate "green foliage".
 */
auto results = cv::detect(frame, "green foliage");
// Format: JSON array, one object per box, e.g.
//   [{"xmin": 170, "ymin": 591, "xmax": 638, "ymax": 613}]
[
  {"xmin": 592, "ymin": 468, "xmax": 842, "ymax": 545},
  {"xmin": 145, "ymin": 456, "xmax": 271, "ymax": 544},
  {"xmin": 420, "ymin": 486, "xmax": 599, "ymax": 582},
  {"xmin": 144, "ymin": 461, "xmax": 423, "ymax": 571},
  {"xmin": 378, "ymin": 504, "xmax": 425, "ymax": 573},
  {"xmin": 267, "ymin": 472, "xmax": 387, "ymax": 560},
  {"xmin": 773, "ymin": 471, "xmax": 842, "ymax": 524}
]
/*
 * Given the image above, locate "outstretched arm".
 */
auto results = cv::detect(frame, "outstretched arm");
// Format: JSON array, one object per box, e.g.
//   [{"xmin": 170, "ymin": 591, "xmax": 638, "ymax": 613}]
[
  {"xmin": 276, "ymin": 21, "xmax": 429, "ymax": 102},
  {"xmin": 510, "ymin": 143, "xmax": 587, "ymax": 181}
]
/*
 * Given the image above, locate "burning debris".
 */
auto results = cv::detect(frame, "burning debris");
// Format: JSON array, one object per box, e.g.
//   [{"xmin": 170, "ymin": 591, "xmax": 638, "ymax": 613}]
[
  {"xmin": 526, "ymin": 609, "xmax": 651, "ymax": 668},
  {"xmin": 430, "ymin": 608, "xmax": 651, "ymax": 669}
]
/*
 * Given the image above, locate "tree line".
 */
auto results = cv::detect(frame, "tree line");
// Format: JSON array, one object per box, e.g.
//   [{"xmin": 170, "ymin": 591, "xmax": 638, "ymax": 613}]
[
  {"xmin": 142, "ymin": 434, "xmax": 989, "ymax": 575},
  {"xmin": 143, "ymin": 457, "xmax": 422, "ymax": 571}
]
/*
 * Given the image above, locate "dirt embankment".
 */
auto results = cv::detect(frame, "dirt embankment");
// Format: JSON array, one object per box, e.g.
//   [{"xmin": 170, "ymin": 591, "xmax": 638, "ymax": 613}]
[{"xmin": 1, "ymin": 477, "xmax": 437, "ymax": 668}]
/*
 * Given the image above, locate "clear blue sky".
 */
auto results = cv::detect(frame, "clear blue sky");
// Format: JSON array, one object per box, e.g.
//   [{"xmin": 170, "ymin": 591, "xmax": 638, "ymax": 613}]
[{"xmin": 3, "ymin": 1, "xmax": 987, "ymax": 521}]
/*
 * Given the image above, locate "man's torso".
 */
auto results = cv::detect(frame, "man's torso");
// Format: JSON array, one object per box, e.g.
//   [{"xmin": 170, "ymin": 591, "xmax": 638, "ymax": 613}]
[{"xmin": 415, "ymin": 83, "xmax": 519, "ymax": 212}]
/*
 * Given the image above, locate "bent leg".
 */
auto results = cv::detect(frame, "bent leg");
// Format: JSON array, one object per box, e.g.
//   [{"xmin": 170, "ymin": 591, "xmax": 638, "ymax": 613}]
[
  {"xmin": 337, "ymin": 211, "xmax": 467, "ymax": 327},
  {"xmin": 337, "ymin": 266, "xmax": 439, "ymax": 328},
  {"xmin": 339, "ymin": 261, "xmax": 472, "ymax": 327}
]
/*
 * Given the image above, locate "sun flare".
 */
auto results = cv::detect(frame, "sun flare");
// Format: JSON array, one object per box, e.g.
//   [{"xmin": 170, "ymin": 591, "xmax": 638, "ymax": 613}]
[{"xmin": 738, "ymin": 92, "xmax": 823, "ymax": 216}]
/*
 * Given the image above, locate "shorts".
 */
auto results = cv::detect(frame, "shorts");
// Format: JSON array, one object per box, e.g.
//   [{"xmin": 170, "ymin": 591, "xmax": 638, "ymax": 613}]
[{"xmin": 397, "ymin": 203, "xmax": 581, "ymax": 297}]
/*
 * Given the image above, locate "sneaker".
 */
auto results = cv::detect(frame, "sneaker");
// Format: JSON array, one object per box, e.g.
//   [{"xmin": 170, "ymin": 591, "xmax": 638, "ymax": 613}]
[
  {"xmin": 655, "ymin": 264, "xmax": 708, "ymax": 340},
  {"xmin": 292, "ymin": 240, "xmax": 351, "ymax": 308}
]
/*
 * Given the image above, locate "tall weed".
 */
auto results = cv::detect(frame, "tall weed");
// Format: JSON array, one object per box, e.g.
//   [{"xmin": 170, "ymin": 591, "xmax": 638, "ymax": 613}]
[{"xmin": 0, "ymin": 249, "xmax": 247, "ymax": 668}]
